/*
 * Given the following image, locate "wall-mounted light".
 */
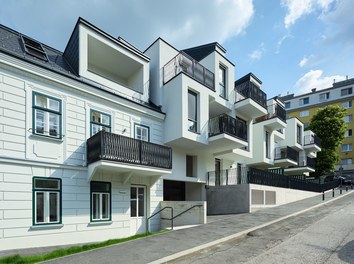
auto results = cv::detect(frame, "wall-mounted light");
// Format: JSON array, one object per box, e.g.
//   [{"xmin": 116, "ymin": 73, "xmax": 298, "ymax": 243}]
[{"xmin": 122, "ymin": 128, "xmax": 127, "ymax": 134}]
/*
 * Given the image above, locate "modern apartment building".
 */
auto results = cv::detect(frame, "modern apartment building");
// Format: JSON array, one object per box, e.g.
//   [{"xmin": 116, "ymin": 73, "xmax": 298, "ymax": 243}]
[
  {"xmin": 0, "ymin": 18, "xmax": 321, "ymax": 251},
  {"xmin": 281, "ymin": 78, "xmax": 354, "ymax": 175}
]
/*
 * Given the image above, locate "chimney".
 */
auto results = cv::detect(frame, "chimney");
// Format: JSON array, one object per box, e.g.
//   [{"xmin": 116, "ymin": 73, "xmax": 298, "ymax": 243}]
[
  {"xmin": 311, "ymin": 88, "xmax": 316, "ymax": 93},
  {"xmin": 346, "ymin": 75, "xmax": 348, "ymax": 80}
]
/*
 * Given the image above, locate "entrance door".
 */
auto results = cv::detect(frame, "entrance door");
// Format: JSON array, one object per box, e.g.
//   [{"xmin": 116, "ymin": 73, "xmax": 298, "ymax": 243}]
[
  {"xmin": 215, "ymin": 158, "xmax": 221, "ymax": 186},
  {"xmin": 130, "ymin": 186, "xmax": 146, "ymax": 234}
]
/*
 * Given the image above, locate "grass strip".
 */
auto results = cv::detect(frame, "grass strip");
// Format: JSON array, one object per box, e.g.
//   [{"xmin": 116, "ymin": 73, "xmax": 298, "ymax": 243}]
[{"xmin": 0, "ymin": 231, "xmax": 165, "ymax": 264}]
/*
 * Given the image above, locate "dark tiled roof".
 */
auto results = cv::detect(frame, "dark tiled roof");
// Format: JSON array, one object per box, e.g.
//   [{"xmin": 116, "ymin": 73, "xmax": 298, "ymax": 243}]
[
  {"xmin": 0, "ymin": 22, "xmax": 162, "ymax": 113},
  {"xmin": 182, "ymin": 42, "xmax": 227, "ymax": 62},
  {"xmin": 0, "ymin": 24, "xmax": 76, "ymax": 77},
  {"xmin": 235, "ymin": 72, "xmax": 262, "ymax": 86}
]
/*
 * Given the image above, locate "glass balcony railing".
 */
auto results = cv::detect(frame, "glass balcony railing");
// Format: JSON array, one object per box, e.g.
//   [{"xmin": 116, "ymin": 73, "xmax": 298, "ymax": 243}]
[{"xmin": 163, "ymin": 52, "xmax": 215, "ymax": 91}]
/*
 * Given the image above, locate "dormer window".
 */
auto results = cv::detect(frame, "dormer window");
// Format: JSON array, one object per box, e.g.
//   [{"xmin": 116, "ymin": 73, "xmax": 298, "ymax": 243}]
[{"xmin": 21, "ymin": 35, "xmax": 48, "ymax": 61}]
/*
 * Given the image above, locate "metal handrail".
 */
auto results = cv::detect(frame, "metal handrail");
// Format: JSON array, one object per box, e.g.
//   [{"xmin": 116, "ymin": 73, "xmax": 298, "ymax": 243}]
[
  {"xmin": 171, "ymin": 205, "xmax": 203, "ymax": 220},
  {"xmin": 146, "ymin": 206, "xmax": 173, "ymax": 233},
  {"xmin": 147, "ymin": 204, "xmax": 203, "ymax": 232}
]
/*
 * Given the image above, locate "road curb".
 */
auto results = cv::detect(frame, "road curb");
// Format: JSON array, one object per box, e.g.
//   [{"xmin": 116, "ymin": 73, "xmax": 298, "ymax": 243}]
[{"xmin": 148, "ymin": 190, "xmax": 353, "ymax": 264}]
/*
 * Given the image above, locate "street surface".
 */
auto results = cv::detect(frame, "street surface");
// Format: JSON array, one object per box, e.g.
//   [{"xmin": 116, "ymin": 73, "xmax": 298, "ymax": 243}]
[{"xmin": 171, "ymin": 193, "xmax": 354, "ymax": 264}]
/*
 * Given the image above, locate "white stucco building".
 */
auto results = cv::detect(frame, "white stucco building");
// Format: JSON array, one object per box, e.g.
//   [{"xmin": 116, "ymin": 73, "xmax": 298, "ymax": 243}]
[{"xmin": 0, "ymin": 18, "xmax": 321, "ymax": 251}]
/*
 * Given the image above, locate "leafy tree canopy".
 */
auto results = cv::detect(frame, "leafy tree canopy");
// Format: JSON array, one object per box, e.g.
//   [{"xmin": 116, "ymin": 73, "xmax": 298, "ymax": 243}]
[
  {"xmin": 308, "ymin": 105, "xmax": 347, "ymax": 175},
  {"xmin": 308, "ymin": 105, "xmax": 347, "ymax": 149}
]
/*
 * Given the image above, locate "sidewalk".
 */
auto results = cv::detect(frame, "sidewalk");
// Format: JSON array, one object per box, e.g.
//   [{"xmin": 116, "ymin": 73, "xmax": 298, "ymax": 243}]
[{"xmin": 2, "ymin": 188, "xmax": 353, "ymax": 263}]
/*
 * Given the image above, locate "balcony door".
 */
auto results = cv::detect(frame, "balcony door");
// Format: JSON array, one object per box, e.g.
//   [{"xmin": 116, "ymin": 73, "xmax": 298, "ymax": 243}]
[{"xmin": 130, "ymin": 186, "xmax": 146, "ymax": 234}]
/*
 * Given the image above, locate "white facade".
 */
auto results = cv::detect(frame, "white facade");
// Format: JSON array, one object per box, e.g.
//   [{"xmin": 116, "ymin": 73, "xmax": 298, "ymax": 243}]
[
  {"xmin": 0, "ymin": 19, "xmax": 171, "ymax": 251},
  {"xmin": 0, "ymin": 18, "xmax": 322, "ymax": 252}
]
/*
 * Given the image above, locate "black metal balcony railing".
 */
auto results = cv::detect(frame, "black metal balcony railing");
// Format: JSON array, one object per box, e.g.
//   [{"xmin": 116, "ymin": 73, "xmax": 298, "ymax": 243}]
[
  {"xmin": 300, "ymin": 157, "xmax": 315, "ymax": 169},
  {"xmin": 87, "ymin": 131, "xmax": 172, "ymax": 169},
  {"xmin": 163, "ymin": 52, "xmax": 215, "ymax": 91},
  {"xmin": 255, "ymin": 103, "xmax": 286, "ymax": 123},
  {"xmin": 208, "ymin": 114, "xmax": 248, "ymax": 141},
  {"xmin": 247, "ymin": 168, "xmax": 339, "ymax": 193},
  {"xmin": 235, "ymin": 81, "xmax": 267, "ymax": 108},
  {"xmin": 207, "ymin": 167, "xmax": 248, "ymax": 186},
  {"xmin": 304, "ymin": 134, "xmax": 321, "ymax": 148},
  {"xmin": 274, "ymin": 146, "xmax": 298, "ymax": 163}
]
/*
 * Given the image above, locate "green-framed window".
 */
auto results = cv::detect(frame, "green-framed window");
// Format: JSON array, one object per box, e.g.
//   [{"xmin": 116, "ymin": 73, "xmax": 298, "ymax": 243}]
[
  {"xmin": 32, "ymin": 177, "xmax": 62, "ymax": 226},
  {"xmin": 134, "ymin": 123, "xmax": 150, "ymax": 142},
  {"xmin": 90, "ymin": 181, "xmax": 111, "ymax": 222},
  {"xmin": 90, "ymin": 110, "xmax": 111, "ymax": 136},
  {"xmin": 32, "ymin": 92, "xmax": 62, "ymax": 138}
]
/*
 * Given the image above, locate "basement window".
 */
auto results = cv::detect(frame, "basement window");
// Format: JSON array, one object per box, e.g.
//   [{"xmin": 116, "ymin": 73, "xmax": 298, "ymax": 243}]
[{"xmin": 21, "ymin": 35, "xmax": 48, "ymax": 61}]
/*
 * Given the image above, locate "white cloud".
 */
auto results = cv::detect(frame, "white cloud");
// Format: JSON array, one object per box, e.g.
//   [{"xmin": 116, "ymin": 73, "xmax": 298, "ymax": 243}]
[
  {"xmin": 294, "ymin": 69, "xmax": 346, "ymax": 94},
  {"xmin": 299, "ymin": 57, "xmax": 308, "ymax": 67},
  {"xmin": 298, "ymin": 54, "xmax": 315, "ymax": 67},
  {"xmin": 281, "ymin": 0, "xmax": 335, "ymax": 28},
  {"xmin": 320, "ymin": 0, "xmax": 354, "ymax": 45},
  {"xmin": 0, "ymin": 0, "xmax": 254, "ymax": 51},
  {"xmin": 275, "ymin": 33, "xmax": 292, "ymax": 54},
  {"xmin": 249, "ymin": 43, "xmax": 265, "ymax": 60}
]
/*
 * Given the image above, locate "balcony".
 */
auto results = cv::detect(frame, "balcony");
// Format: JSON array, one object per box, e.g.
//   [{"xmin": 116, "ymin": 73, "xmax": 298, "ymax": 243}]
[
  {"xmin": 87, "ymin": 131, "xmax": 172, "ymax": 181},
  {"xmin": 254, "ymin": 103, "xmax": 287, "ymax": 130},
  {"xmin": 234, "ymin": 82, "xmax": 268, "ymax": 119},
  {"xmin": 208, "ymin": 114, "xmax": 248, "ymax": 151},
  {"xmin": 274, "ymin": 146, "xmax": 298, "ymax": 167},
  {"xmin": 163, "ymin": 52, "xmax": 215, "ymax": 91},
  {"xmin": 284, "ymin": 157, "xmax": 316, "ymax": 175},
  {"xmin": 303, "ymin": 133, "xmax": 321, "ymax": 153}
]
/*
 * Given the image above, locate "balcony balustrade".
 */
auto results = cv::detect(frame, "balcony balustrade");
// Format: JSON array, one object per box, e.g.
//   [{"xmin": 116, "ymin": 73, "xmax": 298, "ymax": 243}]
[
  {"xmin": 208, "ymin": 114, "xmax": 247, "ymax": 141},
  {"xmin": 255, "ymin": 103, "xmax": 286, "ymax": 123},
  {"xmin": 163, "ymin": 52, "xmax": 215, "ymax": 91},
  {"xmin": 87, "ymin": 131, "xmax": 172, "ymax": 169},
  {"xmin": 304, "ymin": 134, "xmax": 321, "ymax": 148},
  {"xmin": 235, "ymin": 81, "xmax": 267, "ymax": 108},
  {"xmin": 274, "ymin": 146, "xmax": 298, "ymax": 163}
]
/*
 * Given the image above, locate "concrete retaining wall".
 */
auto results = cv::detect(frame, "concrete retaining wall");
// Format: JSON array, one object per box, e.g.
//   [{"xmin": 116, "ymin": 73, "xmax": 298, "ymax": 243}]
[
  {"xmin": 206, "ymin": 185, "xmax": 250, "ymax": 215},
  {"xmin": 250, "ymin": 184, "xmax": 319, "ymax": 211},
  {"xmin": 160, "ymin": 201, "xmax": 206, "ymax": 229}
]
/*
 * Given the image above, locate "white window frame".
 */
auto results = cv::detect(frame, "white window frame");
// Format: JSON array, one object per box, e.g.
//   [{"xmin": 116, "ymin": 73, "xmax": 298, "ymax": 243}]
[
  {"xmin": 90, "ymin": 110, "xmax": 111, "ymax": 136},
  {"xmin": 33, "ymin": 92, "xmax": 62, "ymax": 139},
  {"xmin": 299, "ymin": 110, "xmax": 309, "ymax": 117},
  {"xmin": 341, "ymin": 88, "xmax": 352, "ymax": 96},
  {"xmin": 341, "ymin": 101, "xmax": 352, "ymax": 108},
  {"xmin": 134, "ymin": 124, "xmax": 150, "ymax": 142},
  {"xmin": 344, "ymin": 115, "xmax": 352, "ymax": 123},
  {"xmin": 342, "ymin": 158, "xmax": 352, "ymax": 165},
  {"xmin": 345, "ymin": 129, "xmax": 352, "ymax": 137},
  {"xmin": 299, "ymin": 97, "xmax": 309, "ymax": 105},
  {"xmin": 90, "ymin": 181, "xmax": 111, "ymax": 222},
  {"xmin": 33, "ymin": 177, "xmax": 61, "ymax": 226},
  {"xmin": 341, "ymin": 144, "xmax": 352, "ymax": 152},
  {"xmin": 319, "ymin": 92, "xmax": 330, "ymax": 101}
]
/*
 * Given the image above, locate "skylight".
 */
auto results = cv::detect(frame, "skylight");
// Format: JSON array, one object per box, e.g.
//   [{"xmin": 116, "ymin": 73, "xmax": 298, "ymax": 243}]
[{"xmin": 21, "ymin": 35, "xmax": 48, "ymax": 61}]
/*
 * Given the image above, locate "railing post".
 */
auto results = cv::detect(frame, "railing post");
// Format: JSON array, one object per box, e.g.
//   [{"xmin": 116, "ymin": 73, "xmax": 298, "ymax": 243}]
[
  {"xmin": 322, "ymin": 192, "xmax": 325, "ymax": 201},
  {"xmin": 332, "ymin": 188, "xmax": 335, "ymax": 197},
  {"xmin": 100, "ymin": 130, "xmax": 104, "ymax": 159},
  {"xmin": 139, "ymin": 140, "xmax": 142, "ymax": 165},
  {"xmin": 171, "ymin": 207, "xmax": 173, "ymax": 230}
]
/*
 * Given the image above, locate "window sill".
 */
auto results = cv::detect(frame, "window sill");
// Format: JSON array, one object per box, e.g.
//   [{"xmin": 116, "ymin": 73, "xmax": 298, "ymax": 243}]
[
  {"xmin": 29, "ymin": 134, "xmax": 64, "ymax": 143},
  {"xmin": 30, "ymin": 224, "xmax": 64, "ymax": 230},
  {"xmin": 88, "ymin": 221, "xmax": 113, "ymax": 226}
]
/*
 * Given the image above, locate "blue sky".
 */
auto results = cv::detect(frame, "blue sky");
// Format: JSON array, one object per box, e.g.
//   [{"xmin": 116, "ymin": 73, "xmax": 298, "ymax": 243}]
[{"xmin": 0, "ymin": 0, "xmax": 353, "ymax": 98}]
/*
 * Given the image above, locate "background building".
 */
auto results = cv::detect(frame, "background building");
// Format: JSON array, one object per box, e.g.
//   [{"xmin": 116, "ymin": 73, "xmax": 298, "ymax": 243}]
[{"xmin": 281, "ymin": 78, "xmax": 354, "ymax": 176}]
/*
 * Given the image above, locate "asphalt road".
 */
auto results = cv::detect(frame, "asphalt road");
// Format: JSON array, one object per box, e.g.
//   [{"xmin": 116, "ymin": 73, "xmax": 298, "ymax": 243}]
[{"xmin": 171, "ymin": 193, "xmax": 354, "ymax": 264}]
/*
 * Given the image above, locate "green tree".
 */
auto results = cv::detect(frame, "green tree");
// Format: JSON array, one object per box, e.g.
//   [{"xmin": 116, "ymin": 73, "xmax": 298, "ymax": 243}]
[{"xmin": 308, "ymin": 105, "xmax": 347, "ymax": 175}]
